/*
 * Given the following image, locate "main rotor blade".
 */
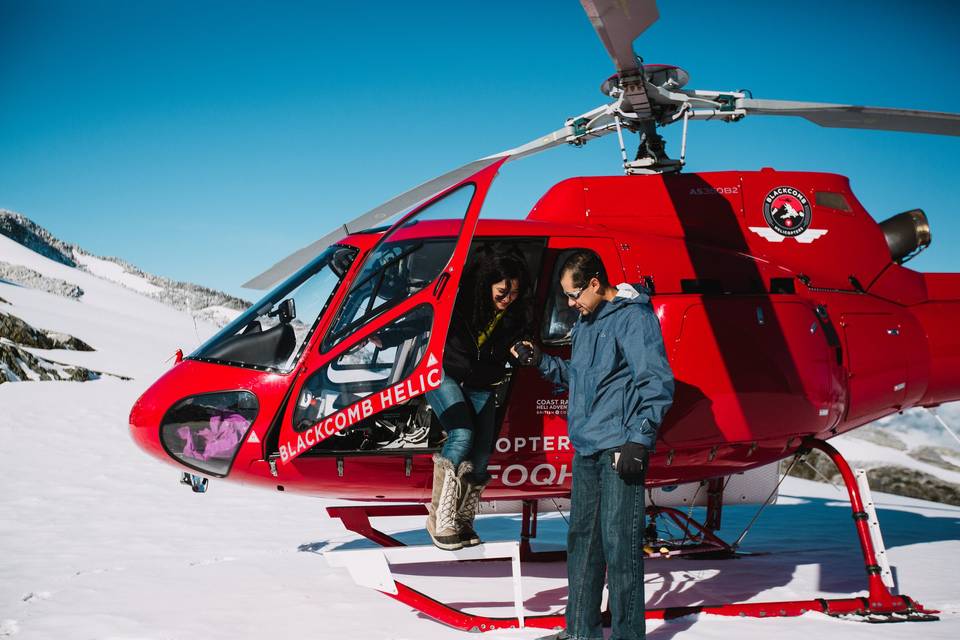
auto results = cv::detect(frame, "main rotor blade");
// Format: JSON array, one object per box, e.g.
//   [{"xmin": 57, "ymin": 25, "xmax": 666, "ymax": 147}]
[
  {"xmin": 483, "ymin": 112, "xmax": 611, "ymax": 162},
  {"xmin": 243, "ymin": 105, "xmax": 618, "ymax": 291},
  {"xmin": 241, "ymin": 158, "xmax": 500, "ymax": 290},
  {"xmin": 580, "ymin": 0, "xmax": 659, "ymax": 75},
  {"xmin": 739, "ymin": 98, "xmax": 960, "ymax": 137},
  {"xmin": 581, "ymin": 1, "xmax": 659, "ymax": 118}
]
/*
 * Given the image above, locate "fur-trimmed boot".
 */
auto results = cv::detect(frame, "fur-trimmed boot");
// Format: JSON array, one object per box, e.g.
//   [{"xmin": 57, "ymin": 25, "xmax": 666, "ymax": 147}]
[
  {"xmin": 456, "ymin": 477, "xmax": 488, "ymax": 547},
  {"xmin": 426, "ymin": 455, "xmax": 471, "ymax": 550}
]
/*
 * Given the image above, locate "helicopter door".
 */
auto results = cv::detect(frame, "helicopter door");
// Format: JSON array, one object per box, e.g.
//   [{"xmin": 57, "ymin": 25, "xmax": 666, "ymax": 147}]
[{"xmin": 274, "ymin": 159, "xmax": 507, "ymax": 466}]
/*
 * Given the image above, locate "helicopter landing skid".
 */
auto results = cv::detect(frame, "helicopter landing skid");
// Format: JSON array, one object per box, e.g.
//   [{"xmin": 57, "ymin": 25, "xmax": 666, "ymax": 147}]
[
  {"xmin": 326, "ymin": 500, "xmax": 570, "ymax": 563},
  {"xmin": 326, "ymin": 504, "xmax": 427, "ymax": 549},
  {"xmin": 325, "ymin": 440, "xmax": 939, "ymax": 630},
  {"xmin": 326, "ymin": 500, "xmax": 737, "ymax": 562}
]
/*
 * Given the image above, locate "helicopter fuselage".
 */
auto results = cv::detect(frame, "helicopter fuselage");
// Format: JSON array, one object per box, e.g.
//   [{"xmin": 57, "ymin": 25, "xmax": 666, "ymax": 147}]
[{"xmin": 129, "ymin": 168, "xmax": 960, "ymax": 502}]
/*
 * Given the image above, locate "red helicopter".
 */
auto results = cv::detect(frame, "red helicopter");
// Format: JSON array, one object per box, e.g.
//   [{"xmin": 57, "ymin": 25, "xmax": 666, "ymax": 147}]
[{"xmin": 129, "ymin": 0, "xmax": 960, "ymax": 631}]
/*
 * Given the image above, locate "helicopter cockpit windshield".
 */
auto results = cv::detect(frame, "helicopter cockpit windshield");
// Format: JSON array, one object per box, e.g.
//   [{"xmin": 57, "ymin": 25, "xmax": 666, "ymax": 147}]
[{"xmin": 191, "ymin": 244, "xmax": 358, "ymax": 372}]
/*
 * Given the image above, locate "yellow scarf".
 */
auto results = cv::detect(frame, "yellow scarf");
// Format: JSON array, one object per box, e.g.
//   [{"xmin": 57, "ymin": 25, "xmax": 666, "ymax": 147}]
[{"xmin": 477, "ymin": 310, "xmax": 505, "ymax": 348}]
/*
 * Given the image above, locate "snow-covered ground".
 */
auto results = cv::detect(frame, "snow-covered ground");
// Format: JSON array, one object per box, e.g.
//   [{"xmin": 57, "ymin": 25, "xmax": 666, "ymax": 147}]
[
  {"xmin": 2, "ymin": 375, "xmax": 958, "ymax": 639},
  {"xmin": 2, "ymin": 227, "xmax": 959, "ymax": 639}
]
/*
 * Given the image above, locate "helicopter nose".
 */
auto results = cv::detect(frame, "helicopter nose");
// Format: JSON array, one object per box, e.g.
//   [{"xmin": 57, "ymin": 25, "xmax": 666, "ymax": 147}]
[
  {"xmin": 130, "ymin": 379, "xmax": 259, "ymax": 477},
  {"xmin": 129, "ymin": 390, "xmax": 165, "ymax": 462}
]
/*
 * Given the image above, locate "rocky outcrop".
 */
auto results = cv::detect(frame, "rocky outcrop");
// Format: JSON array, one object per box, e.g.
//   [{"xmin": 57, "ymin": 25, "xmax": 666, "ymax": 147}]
[
  {"xmin": 0, "ymin": 342, "xmax": 96, "ymax": 383},
  {"xmin": 0, "ymin": 310, "xmax": 103, "ymax": 384},
  {"xmin": 0, "ymin": 261, "xmax": 84, "ymax": 299},
  {"xmin": 786, "ymin": 448, "xmax": 839, "ymax": 483},
  {"xmin": 845, "ymin": 424, "xmax": 908, "ymax": 451},
  {"xmin": 787, "ymin": 448, "xmax": 960, "ymax": 506},
  {"xmin": 909, "ymin": 446, "xmax": 960, "ymax": 473},
  {"xmin": 867, "ymin": 466, "xmax": 960, "ymax": 506},
  {"xmin": 0, "ymin": 312, "xmax": 94, "ymax": 351},
  {"xmin": 0, "ymin": 210, "xmax": 77, "ymax": 267}
]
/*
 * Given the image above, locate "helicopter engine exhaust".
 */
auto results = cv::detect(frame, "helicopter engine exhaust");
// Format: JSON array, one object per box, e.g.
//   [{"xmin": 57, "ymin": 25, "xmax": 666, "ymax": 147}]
[{"xmin": 879, "ymin": 208, "xmax": 931, "ymax": 263}]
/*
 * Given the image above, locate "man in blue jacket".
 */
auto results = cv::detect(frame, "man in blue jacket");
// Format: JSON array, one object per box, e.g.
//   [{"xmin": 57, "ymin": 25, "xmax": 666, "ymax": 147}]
[{"xmin": 514, "ymin": 251, "xmax": 674, "ymax": 640}]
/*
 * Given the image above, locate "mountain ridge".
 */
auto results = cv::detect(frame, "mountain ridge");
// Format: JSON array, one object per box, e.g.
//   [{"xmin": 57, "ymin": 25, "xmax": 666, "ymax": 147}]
[{"xmin": 0, "ymin": 209, "xmax": 252, "ymax": 321}]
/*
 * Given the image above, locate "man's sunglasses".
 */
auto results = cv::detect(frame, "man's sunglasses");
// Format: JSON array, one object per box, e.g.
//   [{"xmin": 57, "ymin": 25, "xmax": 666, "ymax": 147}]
[{"xmin": 561, "ymin": 273, "xmax": 599, "ymax": 301}]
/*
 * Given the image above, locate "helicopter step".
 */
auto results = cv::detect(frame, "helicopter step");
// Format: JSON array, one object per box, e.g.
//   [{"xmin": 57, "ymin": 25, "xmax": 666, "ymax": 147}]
[{"xmin": 322, "ymin": 440, "xmax": 939, "ymax": 631}]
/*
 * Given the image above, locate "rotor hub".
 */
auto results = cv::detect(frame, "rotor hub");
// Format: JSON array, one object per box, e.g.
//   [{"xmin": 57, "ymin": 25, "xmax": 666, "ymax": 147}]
[{"xmin": 601, "ymin": 64, "xmax": 690, "ymax": 97}]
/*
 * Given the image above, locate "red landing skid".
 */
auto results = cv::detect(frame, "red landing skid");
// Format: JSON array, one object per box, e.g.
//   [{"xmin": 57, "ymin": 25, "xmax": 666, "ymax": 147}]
[
  {"xmin": 327, "ymin": 501, "xmax": 733, "ymax": 561},
  {"xmin": 324, "ymin": 440, "xmax": 939, "ymax": 632}
]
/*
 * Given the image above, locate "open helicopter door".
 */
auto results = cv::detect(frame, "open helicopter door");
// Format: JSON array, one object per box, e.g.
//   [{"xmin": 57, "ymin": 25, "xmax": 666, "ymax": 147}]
[{"xmin": 272, "ymin": 158, "xmax": 506, "ymax": 468}]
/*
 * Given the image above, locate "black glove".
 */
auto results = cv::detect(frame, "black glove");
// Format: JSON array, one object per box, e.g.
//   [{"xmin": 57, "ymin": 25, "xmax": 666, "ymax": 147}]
[
  {"xmin": 615, "ymin": 442, "xmax": 648, "ymax": 480},
  {"xmin": 512, "ymin": 340, "xmax": 541, "ymax": 367}
]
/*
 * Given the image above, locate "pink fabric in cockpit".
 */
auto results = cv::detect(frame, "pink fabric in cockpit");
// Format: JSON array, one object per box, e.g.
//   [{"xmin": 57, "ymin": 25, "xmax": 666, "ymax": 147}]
[{"xmin": 178, "ymin": 413, "xmax": 249, "ymax": 461}]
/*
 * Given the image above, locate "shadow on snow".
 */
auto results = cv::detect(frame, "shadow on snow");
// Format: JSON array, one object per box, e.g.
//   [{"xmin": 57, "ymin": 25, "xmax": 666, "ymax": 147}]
[{"xmin": 298, "ymin": 495, "xmax": 960, "ymax": 636}]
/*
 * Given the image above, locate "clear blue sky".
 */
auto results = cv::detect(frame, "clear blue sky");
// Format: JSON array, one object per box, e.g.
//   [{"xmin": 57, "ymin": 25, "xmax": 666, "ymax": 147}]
[{"xmin": 2, "ymin": 0, "xmax": 959, "ymax": 299}]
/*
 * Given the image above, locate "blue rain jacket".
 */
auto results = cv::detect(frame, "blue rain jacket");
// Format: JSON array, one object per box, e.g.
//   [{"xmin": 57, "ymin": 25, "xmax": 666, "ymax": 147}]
[{"xmin": 538, "ymin": 283, "xmax": 674, "ymax": 455}]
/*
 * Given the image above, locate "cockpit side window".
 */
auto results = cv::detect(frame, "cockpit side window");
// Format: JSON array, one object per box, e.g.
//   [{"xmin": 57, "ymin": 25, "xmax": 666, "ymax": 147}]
[{"xmin": 321, "ymin": 184, "xmax": 475, "ymax": 352}]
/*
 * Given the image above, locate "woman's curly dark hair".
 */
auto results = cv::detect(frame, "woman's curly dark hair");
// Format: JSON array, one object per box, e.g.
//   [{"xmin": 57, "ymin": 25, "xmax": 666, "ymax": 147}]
[{"xmin": 457, "ymin": 245, "xmax": 534, "ymax": 332}]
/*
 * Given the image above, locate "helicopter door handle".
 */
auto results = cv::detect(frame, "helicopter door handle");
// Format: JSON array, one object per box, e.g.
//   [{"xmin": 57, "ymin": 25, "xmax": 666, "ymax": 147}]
[
  {"xmin": 433, "ymin": 271, "xmax": 451, "ymax": 299},
  {"xmin": 886, "ymin": 328, "xmax": 900, "ymax": 336}
]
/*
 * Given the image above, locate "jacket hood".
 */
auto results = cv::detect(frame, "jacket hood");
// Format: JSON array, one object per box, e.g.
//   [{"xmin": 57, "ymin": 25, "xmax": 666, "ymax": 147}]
[
  {"xmin": 590, "ymin": 282, "xmax": 651, "ymax": 321},
  {"xmin": 614, "ymin": 282, "xmax": 649, "ymax": 303}
]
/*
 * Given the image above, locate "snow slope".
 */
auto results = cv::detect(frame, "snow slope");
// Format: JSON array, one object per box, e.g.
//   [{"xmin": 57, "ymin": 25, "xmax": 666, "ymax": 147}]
[
  {"xmin": 72, "ymin": 250, "xmax": 164, "ymax": 295},
  {"xmin": 1, "ymin": 210, "xmax": 249, "ymax": 328},
  {"xmin": 0, "ymin": 233, "xmax": 219, "ymax": 380},
  {"xmin": 2, "ymin": 227, "xmax": 959, "ymax": 639}
]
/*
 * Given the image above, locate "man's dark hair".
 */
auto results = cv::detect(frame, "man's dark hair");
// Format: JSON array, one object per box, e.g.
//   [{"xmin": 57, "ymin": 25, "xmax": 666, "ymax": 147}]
[{"xmin": 561, "ymin": 251, "xmax": 609, "ymax": 289}]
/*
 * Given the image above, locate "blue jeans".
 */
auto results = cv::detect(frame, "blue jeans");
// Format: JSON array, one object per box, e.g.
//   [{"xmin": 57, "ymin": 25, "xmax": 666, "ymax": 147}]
[
  {"xmin": 566, "ymin": 449, "xmax": 646, "ymax": 640},
  {"xmin": 424, "ymin": 372, "xmax": 496, "ymax": 483}
]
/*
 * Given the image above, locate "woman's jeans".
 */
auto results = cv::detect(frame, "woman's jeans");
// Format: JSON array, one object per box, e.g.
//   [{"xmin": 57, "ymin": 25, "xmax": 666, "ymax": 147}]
[
  {"xmin": 566, "ymin": 449, "xmax": 647, "ymax": 640},
  {"xmin": 424, "ymin": 372, "xmax": 496, "ymax": 483}
]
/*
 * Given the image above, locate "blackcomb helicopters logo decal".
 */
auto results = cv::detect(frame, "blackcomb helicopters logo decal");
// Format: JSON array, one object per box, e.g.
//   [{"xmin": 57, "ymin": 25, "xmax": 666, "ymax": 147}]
[
  {"xmin": 278, "ymin": 354, "xmax": 443, "ymax": 465},
  {"xmin": 748, "ymin": 186, "xmax": 828, "ymax": 244}
]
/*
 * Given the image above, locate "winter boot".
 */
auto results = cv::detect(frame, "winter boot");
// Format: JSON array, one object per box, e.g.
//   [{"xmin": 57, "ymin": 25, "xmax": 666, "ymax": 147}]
[
  {"xmin": 426, "ymin": 455, "xmax": 470, "ymax": 550},
  {"xmin": 456, "ymin": 476, "xmax": 488, "ymax": 547}
]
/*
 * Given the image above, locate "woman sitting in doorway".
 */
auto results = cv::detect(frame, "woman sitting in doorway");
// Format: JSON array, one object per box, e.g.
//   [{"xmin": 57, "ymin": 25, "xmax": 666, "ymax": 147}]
[{"xmin": 425, "ymin": 245, "xmax": 533, "ymax": 550}]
